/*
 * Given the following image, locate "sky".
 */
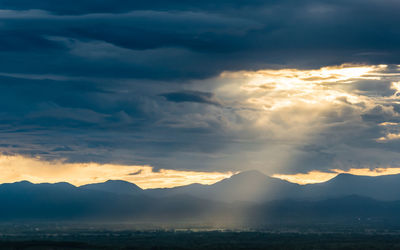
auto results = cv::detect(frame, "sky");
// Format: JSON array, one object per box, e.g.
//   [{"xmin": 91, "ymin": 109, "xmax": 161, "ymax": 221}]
[{"xmin": 1, "ymin": 0, "xmax": 400, "ymax": 187}]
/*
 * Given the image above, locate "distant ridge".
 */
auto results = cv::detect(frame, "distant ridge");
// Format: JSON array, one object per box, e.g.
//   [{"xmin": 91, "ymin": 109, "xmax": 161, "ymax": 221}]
[
  {"xmin": 1, "ymin": 179, "xmax": 400, "ymax": 225},
  {"xmin": 145, "ymin": 170, "xmax": 300, "ymax": 202},
  {"xmin": 1, "ymin": 172, "xmax": 400, "ymax": 225},
  {"xmin": 80, "ymin": 180, "xmax": 143, "ymax": 195},
  {"xmin": 144, "ymin": 171, "xmax": 400, "ymax": 202},
  {"xmin": 302, "ymin": 172, "xmax": 400, "ymax": 201},
  {"xmin": 3, "ymin": 171, "xmax": 400, "ymax": 203},
  {"xmin": 0, "ymin": 181, "xmax": 76, "ymax": 190}
]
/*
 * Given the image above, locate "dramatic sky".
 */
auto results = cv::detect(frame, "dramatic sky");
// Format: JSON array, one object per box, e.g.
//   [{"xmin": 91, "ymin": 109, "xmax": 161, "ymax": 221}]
[{"xmin": 1, "ymin": 0, "xmax": 400, "ymax": 187}]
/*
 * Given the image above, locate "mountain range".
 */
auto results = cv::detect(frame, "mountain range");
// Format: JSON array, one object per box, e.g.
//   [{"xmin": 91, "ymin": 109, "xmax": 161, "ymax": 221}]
[
  {"xmin": 1, "ymin": 171, "xmax": 400, "ymax": 227},
  {"xmin": 145, "ymin": 170, "xmax": 400, "ymax": 202}
]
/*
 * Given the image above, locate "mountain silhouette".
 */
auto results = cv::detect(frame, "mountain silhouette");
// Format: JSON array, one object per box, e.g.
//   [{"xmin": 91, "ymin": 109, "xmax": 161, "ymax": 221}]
[
  {"xmin": 145, "ymin": 170, "xmax": 300, "ymax": 203},
  {"xmin": 147, "ymin": 171, "xmax": 400, "ymax": 202},
  {"xmin": 2, "ymin": 172, "xmax": 400, "ymax": 226},
  {"xmin": 301, "ymin": 173, "xmax": 400, "ymax": 201},
  {"xmin": 0, "ymin": 181, "xmax": 224, "ymax": 223},
  {"xmin": 80, "ymin": 180, "xmax": 142, "ymax": 195}
]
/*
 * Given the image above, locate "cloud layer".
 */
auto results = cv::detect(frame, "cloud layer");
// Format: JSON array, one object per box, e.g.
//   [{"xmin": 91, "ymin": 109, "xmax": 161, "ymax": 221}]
[{"xmin": 1, "ymin": 1, "xmax": 400, "ymax": 178}]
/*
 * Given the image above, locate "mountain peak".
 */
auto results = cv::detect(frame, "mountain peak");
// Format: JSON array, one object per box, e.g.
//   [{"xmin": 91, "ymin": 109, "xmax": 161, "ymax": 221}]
[
  {"xmin": 80, "ymin": 180, "xmax": 142, "ymax": 195},
  {"xmin": 235, "ymin": 170, "xmax": 266, "ymax": 176},
  {"xmin": 213, "ymin": 170, "xmax": 269, "ymax": 186},
  {"xmin": 104, "ymin": 179, "xmax": 133, "ymax": 184},
  {"xmin": 327, "ymin": 173, "xmax": 373, "ymax": 184},
  {"xmin": 229, "ymin": 170, "xmax": 268, "ymax": 180},
  {"xmin": 336, "ymin": 173, "xmax": 356, "ymax": 178},
  {"xmin": 13, "ymin": 180, "xmax": 34, "ymax": 185},
  {"xmin": 0, "ymin": 180, "xmax": 34, "ymax": 189},
  {"xmin": 39, "ymin": 182, "xmax": 76, "ymax": 189}
]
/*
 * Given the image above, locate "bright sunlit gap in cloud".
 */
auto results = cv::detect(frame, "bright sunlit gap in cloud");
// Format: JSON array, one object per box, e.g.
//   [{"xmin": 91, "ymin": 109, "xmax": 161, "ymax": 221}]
[
  {"xmin": 220, "ymin": 64, "xmax": 387, "ymax": 110},
  {"xmin": 213, "ymin": 64, "xmax": 400, "ymax": 178}
]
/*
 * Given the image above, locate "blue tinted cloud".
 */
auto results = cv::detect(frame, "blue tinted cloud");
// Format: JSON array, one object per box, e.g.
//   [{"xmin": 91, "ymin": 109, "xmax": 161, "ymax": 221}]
[{"xmin": 0, "ymin": 0, "xmax": 400, "ymax": 174}]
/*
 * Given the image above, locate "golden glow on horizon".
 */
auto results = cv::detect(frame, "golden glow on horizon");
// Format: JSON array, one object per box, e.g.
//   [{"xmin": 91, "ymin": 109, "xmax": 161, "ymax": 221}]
[
  {"xmin": 0, "ymin": 154, "xmax": 234, "ymax": 189},
  {"xmin": 3, "ymin": 154, "xmax": 400, "ymax": 188},
  {"xmin": 272, "ymin": 171, "xmax": 337, "ymax": 185},
  {"xmin": 273, "ymin": 167, "xmax": 400, "ymax": 185}
]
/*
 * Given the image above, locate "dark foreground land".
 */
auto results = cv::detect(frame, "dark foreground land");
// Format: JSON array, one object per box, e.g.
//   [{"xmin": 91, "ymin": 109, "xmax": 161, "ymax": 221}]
[{"xmin": 1, "ymin": 226, "xmax": 400, "ymax": 250}]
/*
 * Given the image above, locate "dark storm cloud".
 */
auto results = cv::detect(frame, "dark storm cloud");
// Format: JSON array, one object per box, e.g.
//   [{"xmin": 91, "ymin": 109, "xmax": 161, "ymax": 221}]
[
  {"xmin": 161, "ymin": 91, "xmax": 221, "ymax": 106},
  {"xmin": 0, "ymin": 74, "xmax": 232, "ymax": 169},
  {"xmin": 0, "ymin": 0, "xmax": 269, "ymax": 14},
  {"xmin": 0, "ymin": 0, "xmax": 399, "ymax": 80},
  {"xmin": 0, "ymin": 0, "xmax": 400, "ymax": 173}
]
